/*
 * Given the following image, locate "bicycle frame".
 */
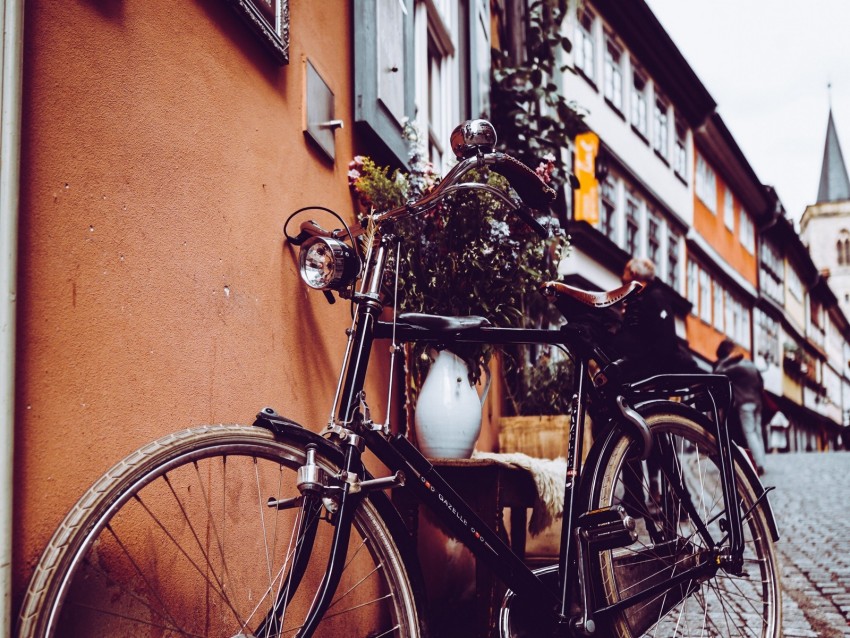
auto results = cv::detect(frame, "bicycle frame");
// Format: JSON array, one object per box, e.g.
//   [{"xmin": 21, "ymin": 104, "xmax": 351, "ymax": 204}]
[{"xmin": 267, "ymin": 230, "xmax": 763, "ymax": 637}]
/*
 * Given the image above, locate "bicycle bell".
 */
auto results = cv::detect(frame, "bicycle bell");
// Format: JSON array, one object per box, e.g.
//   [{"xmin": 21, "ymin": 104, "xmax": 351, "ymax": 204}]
[{"xmin": 450, "ymin": 119, "xmax": 497, "ymax": 159}]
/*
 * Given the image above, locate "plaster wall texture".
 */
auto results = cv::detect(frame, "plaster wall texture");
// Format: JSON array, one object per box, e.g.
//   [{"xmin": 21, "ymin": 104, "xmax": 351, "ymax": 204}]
[{"xmin": 14, "ymin": 0, "xmax": 387, "ymax": 601}]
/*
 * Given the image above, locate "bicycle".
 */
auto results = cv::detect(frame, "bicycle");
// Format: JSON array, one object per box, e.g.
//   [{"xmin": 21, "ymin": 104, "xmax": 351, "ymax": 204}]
[{"xmin": 18, "ymin": 120, "xmax": 781, "ymax": 637}]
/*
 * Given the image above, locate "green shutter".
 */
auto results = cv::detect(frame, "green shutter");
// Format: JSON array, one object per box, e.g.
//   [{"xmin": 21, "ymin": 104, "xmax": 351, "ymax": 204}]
[{"xmin": 354, "ymin": 0, "xmax": 415, "ymax": 165}]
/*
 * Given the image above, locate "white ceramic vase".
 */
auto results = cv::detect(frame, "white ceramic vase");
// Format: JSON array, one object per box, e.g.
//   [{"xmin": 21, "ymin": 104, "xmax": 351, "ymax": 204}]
[{"xmin": 414, "ymin": 350, "xmax": 488, "ymax": 458}]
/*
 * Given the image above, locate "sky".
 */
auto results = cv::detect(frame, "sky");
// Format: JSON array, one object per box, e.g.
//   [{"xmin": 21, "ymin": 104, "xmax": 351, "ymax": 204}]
[{"xmin": 644, "ymin": 0, "xmax": 850, "ymax": 224}]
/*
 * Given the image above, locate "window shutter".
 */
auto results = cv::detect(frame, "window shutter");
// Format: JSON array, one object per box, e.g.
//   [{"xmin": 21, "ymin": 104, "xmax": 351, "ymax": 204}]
[
  {"xmin": 469, "ymin": 0, "xmax": 490, "ymax": 119},
  {"xmin": 354, "ymin": 0, "xmax": 415, "ymax": 165}
]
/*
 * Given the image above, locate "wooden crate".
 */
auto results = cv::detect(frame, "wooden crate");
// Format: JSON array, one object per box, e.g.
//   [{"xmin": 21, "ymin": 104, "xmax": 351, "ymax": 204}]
[{"xmin": 498, "ymin": 415, "xmax": 570, "ymax": 459}]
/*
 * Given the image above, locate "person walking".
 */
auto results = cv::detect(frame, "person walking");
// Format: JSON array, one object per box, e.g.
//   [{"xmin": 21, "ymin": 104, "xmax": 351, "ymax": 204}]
[{"xmin": 714, "ymin": 339, "xmax": 767, "ymax": 475}]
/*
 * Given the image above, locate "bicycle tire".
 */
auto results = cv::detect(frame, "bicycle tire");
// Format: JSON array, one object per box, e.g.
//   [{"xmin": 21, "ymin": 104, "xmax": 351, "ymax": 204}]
[
  {"xmin": 18, "ymin": 424, "xmax": 424, "ymax": 638},
  {"xmin": 586, "ymin": 403, "xmax": 781, "ymax": 637}
]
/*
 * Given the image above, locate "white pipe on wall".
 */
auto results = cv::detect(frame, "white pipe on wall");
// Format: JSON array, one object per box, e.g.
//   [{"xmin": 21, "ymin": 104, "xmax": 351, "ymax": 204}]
[{"xmin": 0, "ymin": 0, "xmax": 24, "ymax": 632}]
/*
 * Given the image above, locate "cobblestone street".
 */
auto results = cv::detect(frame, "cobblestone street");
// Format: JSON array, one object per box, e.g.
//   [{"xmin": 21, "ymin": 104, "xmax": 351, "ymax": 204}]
[{"xmin": 763, "ymin": 451, "xmax": 850, "ymax": 637}]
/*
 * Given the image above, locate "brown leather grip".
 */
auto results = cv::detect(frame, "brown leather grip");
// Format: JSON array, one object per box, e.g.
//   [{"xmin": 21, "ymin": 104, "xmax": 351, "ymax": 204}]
[{"xmin": 490, "ymin": 153, "xmax": 557, "ymax": 210}]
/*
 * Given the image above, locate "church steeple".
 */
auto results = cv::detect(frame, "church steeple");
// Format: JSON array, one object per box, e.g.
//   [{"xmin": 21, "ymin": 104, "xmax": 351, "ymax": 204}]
[{"xmin": 816, "ymin": 108, "xmax": 850, "ymax": 203}]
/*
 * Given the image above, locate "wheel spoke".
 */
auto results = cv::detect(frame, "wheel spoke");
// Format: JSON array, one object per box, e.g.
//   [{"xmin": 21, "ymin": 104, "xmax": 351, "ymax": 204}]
[
  {"xmin": 20, "ymin": 426, "xmax": 419, "ymax": 637},
  {"xmin": 595, "ymin": 410, "xmax": 779, "ymax": 637}
]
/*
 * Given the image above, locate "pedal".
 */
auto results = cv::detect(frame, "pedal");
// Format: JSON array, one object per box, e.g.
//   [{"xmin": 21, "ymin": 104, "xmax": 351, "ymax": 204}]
[{"xmin": 576, "ymin": 505, "xmax": 637, "ymax": 551}]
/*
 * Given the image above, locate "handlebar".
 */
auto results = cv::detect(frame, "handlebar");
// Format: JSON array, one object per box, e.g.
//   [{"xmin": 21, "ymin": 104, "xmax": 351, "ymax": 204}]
[
  {"xmin": 289, "ymin": 120, "xmax": 559, "ymax": 245},
  {"xmin": 370, "ymin": 150, "xmax": 556, "ymax": 239}
]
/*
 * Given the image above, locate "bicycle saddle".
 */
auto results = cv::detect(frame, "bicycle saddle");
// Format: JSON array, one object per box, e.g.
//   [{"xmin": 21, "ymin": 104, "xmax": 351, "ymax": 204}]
[
  {"xmin": 396, "ymin": 312, "xmax": 492, "ymax": 331},
  {"xmin": 541, "ymin": 280, "xmax": 644, "ymax": 308}
]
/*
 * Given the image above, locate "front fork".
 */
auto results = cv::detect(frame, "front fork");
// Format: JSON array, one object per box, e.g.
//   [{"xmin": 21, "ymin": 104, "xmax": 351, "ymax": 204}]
[{"xmin": 255, "ymin": 438, "xmax": 404, "ymax": 638}]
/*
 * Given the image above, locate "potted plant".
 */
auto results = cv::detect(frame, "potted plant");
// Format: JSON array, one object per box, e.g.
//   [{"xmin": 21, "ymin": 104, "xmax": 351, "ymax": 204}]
[{"xmin": 349, "ymin": 122, "xmax": 567, "ymax": 451}]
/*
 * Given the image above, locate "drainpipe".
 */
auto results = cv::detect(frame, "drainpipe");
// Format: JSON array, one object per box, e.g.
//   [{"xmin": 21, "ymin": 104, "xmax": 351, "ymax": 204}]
[{"xmin": 0, "ymin": 0, "xmax": 24, "ymax": 633}]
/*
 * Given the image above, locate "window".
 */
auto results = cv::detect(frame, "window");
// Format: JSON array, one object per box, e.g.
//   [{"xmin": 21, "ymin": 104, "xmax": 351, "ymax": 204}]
[
  {"xmin": 740, "ymin": 210, "xmax": 755, "ymax": 253},
  {"xmin": 723, "ymin": 293, "xmax": 750, "ymax": 350},
  {"xmin": 599, "ymin": 174, "xmax": 618, "ymax": 241},
  {"xmin": 837, "ymin": 230, "xmax": 850, "ymax": 265},
  {"xmin": 695, "ymin": 153, "xmax": 717, "ymax": 213},
  {"xmin": 647, "ymin": 210, "xmax": 662, "ymax": 266},
  {"xmin": 724, "ymin": 190, "xmax": 734, "ymax": 230},
  {"xmin": 674, "ymin": 116, "xmax": 688, "ymax": 180},
  {"xmin": 415, "ymin": 1, "xmax": 490, "ymax": 171},
  {"xmin": 760, "ymin": 240, "xmax": 784, "ymax": 304},
  {"xmin": 603, "ymin": 35, "xmax": 623, "ymax": 112},
  {"xmin": 699, "ymin": 268, "xmax": 711, "ymax": 323},
  {"xmin": 713, "ymin": 281, "xmax": 725, "ymax": 331},
  {"xmin": 653, "ymin": 94, "xmax": 669, "ymax": 160},
  {"xmin": 755, "ymin": 309, "xmax": 779, "ymax": 365},
  {"xmin": 625, "ymin": 190, "xmax": 640, "ymax": 255},
  {"xmin": 742, "ymin": 305, "xmax": 752, "ymax": 351},
  {"xmin": 666, "ymin": 230, "xmax": 681, "ymax": 293},
  {"xmin": 426, "ymin": 35, "xmax": 447, "ymax": 168},
  {"xmin": 574, "ymin": 9, "xmax": 595, "ymax": 82},
  {"xmin": 687, "ymin": 260, "xmax": 698, "ymax": 310},
  {"xmin": 631, "ymin": 64, "xmax": 648, "ymax": 138},
  {"xmin": 788, "ymin": 266, "xmax": 803, "ymax": 301},
  {"xmin": 725, "ymin": 290, "xmax": 735, "ymax": 337}
]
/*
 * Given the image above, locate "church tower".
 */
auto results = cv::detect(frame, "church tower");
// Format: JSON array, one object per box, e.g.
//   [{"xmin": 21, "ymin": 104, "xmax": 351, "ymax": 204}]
[{"xmin": 800, "ymin": 108, "xmax": 850, "ymax": 317}]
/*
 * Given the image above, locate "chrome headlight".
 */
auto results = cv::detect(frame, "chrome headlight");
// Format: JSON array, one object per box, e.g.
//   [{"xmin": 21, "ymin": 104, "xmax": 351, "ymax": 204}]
[{"xmin": 298, "ymin": 236, "xmax": 359, "ymax": 290}]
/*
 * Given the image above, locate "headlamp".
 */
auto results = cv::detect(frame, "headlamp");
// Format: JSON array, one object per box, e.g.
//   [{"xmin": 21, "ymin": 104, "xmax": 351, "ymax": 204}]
[{"xmin": 298, "ymin": 236, "xmax": 359, "ymax": 290}]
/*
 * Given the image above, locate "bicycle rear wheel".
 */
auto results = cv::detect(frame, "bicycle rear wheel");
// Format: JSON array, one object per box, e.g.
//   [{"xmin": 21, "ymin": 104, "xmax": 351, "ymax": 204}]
[
  {"xmin": 587, "ymin": 405, "xmax": 781, "ymax": 637},
  {"xmin": 18, "ymin": 424, "xmax": 423, "ymax": 638}
]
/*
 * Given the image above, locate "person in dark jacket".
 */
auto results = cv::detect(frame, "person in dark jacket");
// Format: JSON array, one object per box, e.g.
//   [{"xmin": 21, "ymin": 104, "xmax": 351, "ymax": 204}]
[
  {"xmin": 613, "ymin": 258, "xmax": 696, "ymax": 518},
  {"xmin": 714, "ymin": 339, "xmax": 766, "ymax": 475},
  {"xmin": 614, "ymin": 258, "xmax": 695, "ymax": 379}
]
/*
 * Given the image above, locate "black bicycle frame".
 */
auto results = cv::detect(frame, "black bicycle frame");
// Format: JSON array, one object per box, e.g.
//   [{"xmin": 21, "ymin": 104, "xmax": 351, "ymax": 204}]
[{"xmin": 282, "ymin": 233, "xmax": 749, "ymax": 636}]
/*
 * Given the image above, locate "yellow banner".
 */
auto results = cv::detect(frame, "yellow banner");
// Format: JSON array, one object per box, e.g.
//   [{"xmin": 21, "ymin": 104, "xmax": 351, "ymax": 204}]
[{"xmin": 574, "ymin": 132, "xmax": 599, "ymax": 224}]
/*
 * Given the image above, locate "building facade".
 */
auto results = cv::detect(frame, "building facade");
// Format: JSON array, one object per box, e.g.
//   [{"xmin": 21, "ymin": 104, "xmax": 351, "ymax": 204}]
[{"xmin": 563, "ymin": 0, "xmax": 850, "ymax": 453}]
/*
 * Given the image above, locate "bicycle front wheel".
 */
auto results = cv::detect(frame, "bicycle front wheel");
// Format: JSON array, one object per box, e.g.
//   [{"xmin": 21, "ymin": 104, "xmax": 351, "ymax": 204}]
[
  {"xmin": 588, "ymin": 405, "xmax": 781, "ymax": 637},
  {"xmin": 18, "ymin": 424, "xmax": 423, "ymax": 638}
]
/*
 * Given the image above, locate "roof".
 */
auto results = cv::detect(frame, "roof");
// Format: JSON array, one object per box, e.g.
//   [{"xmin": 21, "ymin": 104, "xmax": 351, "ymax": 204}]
[
  {"xmin": 816, "ymin": 109, "xmax": 850, "ymax": 203},
  {"xmin": 589, "ymin": 0, "xmax": 716, "ymax": 128}
]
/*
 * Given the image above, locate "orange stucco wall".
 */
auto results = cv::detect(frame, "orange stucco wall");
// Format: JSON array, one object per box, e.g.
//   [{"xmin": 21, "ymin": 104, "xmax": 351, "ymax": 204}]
[
  {"xmin": 685, "ymin": 313, "xmax": 726, "ymax": 363},
  {"xmin": 14, "ymin": 0, "xmax": 390, "ymax": 604},
  {"xmin": 693, "ymin": 182, "xmax": 757, "ymax": 287}
]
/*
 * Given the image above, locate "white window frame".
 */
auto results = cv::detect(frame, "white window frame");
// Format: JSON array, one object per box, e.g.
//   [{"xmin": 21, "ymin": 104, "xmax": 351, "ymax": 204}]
[
  {"xmin": 631, "ymin": 64, "xmax": 648, "ymax": 138},
  {"xmin": 740, "ymin": 210, "xmax": 755, "ymax": 253},
  {"xmin": 696, "ymin": 153, "xmax": 717, "ymax": 213},
  {"xmin": 625, "ymin": 190, "xmax": 640, "ymax": 255},
  {"xmin": 415, "ymin": 2, "xmax": 458, "ymax": 173},
  {"xmin": 599, "ymin": 173, "xmax": 618, "ymax": 241},
  {"xmin": 724, "ymin": 190, "xmax": 734, "ymax": 230},
  {"xmin": 687, "ymin": 260, "xmax": 698, "ymax": 311},
  {"xmin": 674, "ymin": 116, "xmax": 688, "ymax": 180},
  {"xmin": 788, "ymin": 265, "xmax": 803, "ymax": 302},
  {"xmin": 653, "ymin": 94, "xmax": 669, "ymax": 160},
  {"xmin": 699, "ymin": 268, "xmax": 711, "ymax": 323},
  {"xmin": 604, "ymin": 35, "xmax": 623, "ymax": 112},
  {"xmin": 667, "ymin": 230, "xmax": 681, "ymax": 293},
  {"xmin": 647, "ymin": 210, "xmax": 662, "ymax": 267},
  {"xmin": 713, "ymin": 281, "xmax": 725, "ymax": 331},
  {"xmin": 574, "ymin": 8, "xmax": 596, "ymax": 82}
]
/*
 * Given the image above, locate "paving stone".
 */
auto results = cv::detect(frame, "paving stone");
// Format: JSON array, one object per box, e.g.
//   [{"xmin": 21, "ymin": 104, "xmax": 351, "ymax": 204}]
[{"xmin": 763, "ymin": 451, "xmax": 850, "ymax": 635}]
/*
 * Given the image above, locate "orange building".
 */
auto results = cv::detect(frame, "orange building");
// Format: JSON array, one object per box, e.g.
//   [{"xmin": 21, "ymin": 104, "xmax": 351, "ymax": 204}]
[
  {"xmin": 686, "ymin": 113, "xmax": 769, "ymax": 364},
  {"xmin": 5, "ymin": 0, "xmax": 506, "ymax": 630}
]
